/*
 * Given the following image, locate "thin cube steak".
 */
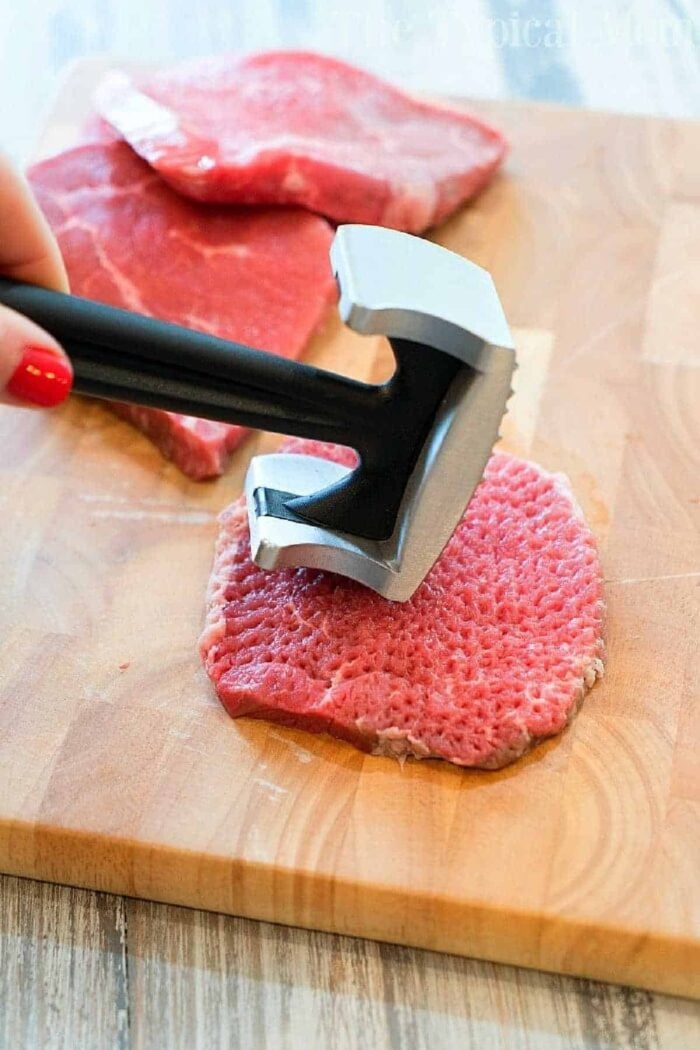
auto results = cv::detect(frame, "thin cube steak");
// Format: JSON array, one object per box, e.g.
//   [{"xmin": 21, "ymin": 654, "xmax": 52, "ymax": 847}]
[
  {"xmin": 28, "ymin": 142, "xmax": 336, "ymax": 479},
  {"xmin": 95, "ymin": 50, "xmax": 508, "ymax": 233},
  {"xmin": 200, "ymin": 440, "xmax": 605, "ymax": 769}
]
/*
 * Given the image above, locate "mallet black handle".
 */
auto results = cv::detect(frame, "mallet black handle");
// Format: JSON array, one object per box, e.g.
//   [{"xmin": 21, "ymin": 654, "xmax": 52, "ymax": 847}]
[
  {"xmin": 0, "ymin": 277, "xmax": 460, "ymax": 541},
  {"xmin": 0, "ymin": 277, "xmax": 378, "ymax": 443}
]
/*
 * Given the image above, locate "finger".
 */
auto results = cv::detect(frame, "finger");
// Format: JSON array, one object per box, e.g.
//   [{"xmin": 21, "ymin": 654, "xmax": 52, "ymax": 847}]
[
  {"xmin": 0, "ymin": 303, "xmax": 72, "ymax": 408},
  {"xmin": 0, "ymin": 152, "xmax": 69, "ymax": 292}
]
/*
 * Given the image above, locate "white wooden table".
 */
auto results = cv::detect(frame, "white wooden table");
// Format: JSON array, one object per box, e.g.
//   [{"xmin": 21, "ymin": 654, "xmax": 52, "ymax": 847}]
[{"xmin": 1, "ymin": 2, "xmax": 699, "ymax": 1047}]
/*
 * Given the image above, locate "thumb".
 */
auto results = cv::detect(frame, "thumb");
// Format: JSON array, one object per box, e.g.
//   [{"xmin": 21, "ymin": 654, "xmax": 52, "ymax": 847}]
[{"xmin": 0, "ymin": 302, "xmax": 72, "ymax": 408}]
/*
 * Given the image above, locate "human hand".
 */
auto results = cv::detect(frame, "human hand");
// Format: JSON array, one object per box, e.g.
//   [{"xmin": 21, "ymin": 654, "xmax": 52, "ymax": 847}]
[{"xmin": 0, "ymin": 154, "xmax": 72, "ymax": 407}]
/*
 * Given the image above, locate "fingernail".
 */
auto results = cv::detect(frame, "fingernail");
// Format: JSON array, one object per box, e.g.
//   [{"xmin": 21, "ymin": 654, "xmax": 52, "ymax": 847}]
[{"xmin": 6, "ymin": 345, "xmax": 72, "ymax": 407}]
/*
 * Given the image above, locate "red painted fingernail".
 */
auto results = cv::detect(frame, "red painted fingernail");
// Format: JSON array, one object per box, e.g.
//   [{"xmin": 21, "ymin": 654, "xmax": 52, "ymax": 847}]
[{"xmin": 6, "ymin": 345, "xmax": 73, "ymax": 407}]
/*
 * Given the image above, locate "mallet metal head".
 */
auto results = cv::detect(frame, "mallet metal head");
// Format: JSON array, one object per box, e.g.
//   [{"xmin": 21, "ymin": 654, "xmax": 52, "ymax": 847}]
[{"xmin": 247, "ymin": 224, "xmax": 516, "ymax": 602}]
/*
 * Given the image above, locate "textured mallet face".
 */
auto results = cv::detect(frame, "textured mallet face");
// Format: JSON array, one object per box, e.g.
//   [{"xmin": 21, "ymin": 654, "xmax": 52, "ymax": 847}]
[{"xmin": 200, "ymin": 440, "xmax": 605, "ymax": 770}]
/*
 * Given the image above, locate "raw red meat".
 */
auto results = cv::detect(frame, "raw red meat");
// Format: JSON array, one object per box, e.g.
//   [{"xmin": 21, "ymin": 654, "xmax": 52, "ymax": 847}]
[
  {"xmin": 95, "ymin": 51, "xmax": 507, "ymax": 233},
  {"xmin": 79, "ymin": 113, "xmax": 121, "ymax": 144},
  {"xmin": 28, "ymin": 142, "xmax": 336, "ymax": 479},
  {"xmin": 200, "ymin": 439, "xmax": 605, "ymax": 769}
]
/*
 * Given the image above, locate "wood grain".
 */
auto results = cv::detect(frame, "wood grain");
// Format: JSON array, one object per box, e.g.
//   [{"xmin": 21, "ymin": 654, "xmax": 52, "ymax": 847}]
[
  {"xmin": 0, "ymin": 62, "xmax": 699, "ymax": 1006},
  {"xmin": 0, "ymin": 877, "xmax": 129, "ymax": 1049},
  {"xmin": 3, "ymin": 874, "xmax": 699, "ymax": 1050}
]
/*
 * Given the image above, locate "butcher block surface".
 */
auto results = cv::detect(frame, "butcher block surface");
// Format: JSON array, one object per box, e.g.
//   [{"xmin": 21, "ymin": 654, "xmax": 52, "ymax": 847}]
[{"xmin": 0, "ymin": 61, "xmax": 698, "ymax": 999}]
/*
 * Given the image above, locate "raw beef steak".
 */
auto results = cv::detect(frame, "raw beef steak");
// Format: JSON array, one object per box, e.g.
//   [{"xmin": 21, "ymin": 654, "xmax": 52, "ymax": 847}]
[
  {"xmin": 28, "ymin": 142, "xmax": 336, "ymax": 479},
  {"xmin": 79, "ymin": 112, "xmax": 122, "ymax": 144},
  {"xmin": 200, "ymin": 440, "xmax": 605, "ymax": 769},
  {"xmin": 95, "ymin": 51, "xmax": 507, "ymax": 233}
]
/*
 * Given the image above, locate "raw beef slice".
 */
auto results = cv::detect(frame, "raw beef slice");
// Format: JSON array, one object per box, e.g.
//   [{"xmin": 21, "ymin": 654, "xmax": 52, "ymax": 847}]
[
  {"xmin": 79, "ymin": 112, "xmax": 122, "ymax": 144},
  {"xmin": 200, "ymin": 439, "xmax": 605, "ymax": 769},
  {"xmin": 28, "ymin": 142, "xmax": 336, "ymax": 479},
  {"xmin": 95, "ymin": 50, "xmax": 507, "ymax": 233}
]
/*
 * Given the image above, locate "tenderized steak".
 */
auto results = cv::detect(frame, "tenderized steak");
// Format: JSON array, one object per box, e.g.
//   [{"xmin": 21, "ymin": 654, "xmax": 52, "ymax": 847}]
[
  {"xmin": 95, "ymin": 50, "xmax": 508, "ymax": 233},
  {"xmin": 200, "ymin": 439, "xmax": 605, "ymax": 769},
  {"xmin": 28, "ymin": 142, "xmax": 336, "ymax": 479}
]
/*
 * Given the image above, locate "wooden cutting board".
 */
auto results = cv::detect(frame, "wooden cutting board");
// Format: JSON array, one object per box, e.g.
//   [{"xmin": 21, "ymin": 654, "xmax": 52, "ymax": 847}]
[{"xmin": 0, "ymin": 60, "xmax": 698, "ymax": 1000}]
